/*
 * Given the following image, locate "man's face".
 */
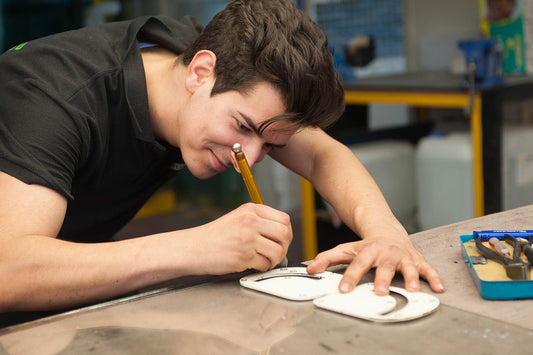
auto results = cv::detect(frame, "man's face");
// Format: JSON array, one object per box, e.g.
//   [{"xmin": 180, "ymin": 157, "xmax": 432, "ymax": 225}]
[{"xmin": 176, "ymin": 80, "xmax": 296, "ymax": 179}]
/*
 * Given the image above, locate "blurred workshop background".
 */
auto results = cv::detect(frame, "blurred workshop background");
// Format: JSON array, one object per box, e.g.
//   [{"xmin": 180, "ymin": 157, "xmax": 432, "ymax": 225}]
[{"xmin": 3, "ymin": 0, "xmax": 533, "ymax": 262}]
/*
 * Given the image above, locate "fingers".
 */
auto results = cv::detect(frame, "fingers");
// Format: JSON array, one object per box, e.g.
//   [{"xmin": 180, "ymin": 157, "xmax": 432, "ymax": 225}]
[
  {"xmin": 372, "ymin": 256, "xmax": 404, "ymax": 295},
  {"xmin": 338, "ymin": 242, "xmax": 380, "ymax": 293},
  {"xmin": 307, "ymin": 239, "xmax": 445, "ymax": 295},
  {"xmin": 236, "ymin": 203, "xmax": 292, "ymax": 269},
  {"xmin": 418, "ymin": 261, "xmax": 445, "ymax": 293},
  {"xmin": 198, "ymin": 203, "xmax": 293, "ymax": 275},
  {"xmin": 307, "ymin": 243, "xmax": 365, "ymax": 293},
  {"xmin": 242, "ymin": 203, "xmax": 292, "ymax": 243},
  {"xmin": 248, "ymin": 251, "xmax": 275, "ymax": 272},
  {"xmin": 307, "ymin": 242, "xmax": 359, "ymax": 274},
  {"xmin": 309, "ymin": 242, "xmax": 390, "ymax": 293},
  {"xmin": 252, "ymin": 235, "xmax": 285, "ymax": 270}
]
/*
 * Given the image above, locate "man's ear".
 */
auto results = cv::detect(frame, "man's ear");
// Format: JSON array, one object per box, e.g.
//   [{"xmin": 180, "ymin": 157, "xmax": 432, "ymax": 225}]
[{"xmin": 184, "ymin": 50, "xmax": 216, "ymax": 94}]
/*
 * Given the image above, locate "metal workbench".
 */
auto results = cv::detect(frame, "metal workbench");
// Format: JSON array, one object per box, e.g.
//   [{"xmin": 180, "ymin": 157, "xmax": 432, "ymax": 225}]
[{"xmin": 1, "ymin": 205, "xmax": 533, "ymax": 354}]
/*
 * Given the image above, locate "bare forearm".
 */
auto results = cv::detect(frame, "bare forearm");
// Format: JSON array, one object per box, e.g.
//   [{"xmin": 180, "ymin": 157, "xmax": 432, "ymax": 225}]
[
  {"xmin": 0, "ymin": 232, "xmax": 198, "ymax": 312},
  {"xmin": 308, "ymin": 138, "xmax": 406, "ymax": 239},
  {"xmin": 319, "ymin": 162, "xmax": 407, "ymax": 240},
  {"xmin": 0, "ymin": 202, "xmax": 293, "ymax": 312},
  {"xmin": 280, "ymin": 130, "xmax": 443, "ymax": 293}
]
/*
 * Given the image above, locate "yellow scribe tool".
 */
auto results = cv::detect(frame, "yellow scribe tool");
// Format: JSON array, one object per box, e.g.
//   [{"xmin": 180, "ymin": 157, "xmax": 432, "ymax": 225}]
[
  {"xmin": 232, "ymin": 143, "xmax": 288, "ymax": 267},
  {"xmin": 232, "ymin": 143, "xmax": 264, "ymax": 204}
]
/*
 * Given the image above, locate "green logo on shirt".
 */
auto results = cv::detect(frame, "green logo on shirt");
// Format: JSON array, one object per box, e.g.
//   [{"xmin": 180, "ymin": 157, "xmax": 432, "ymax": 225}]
[{"xmin": 8, "ymin": 42, "xmax": 28, "ymax": 51}]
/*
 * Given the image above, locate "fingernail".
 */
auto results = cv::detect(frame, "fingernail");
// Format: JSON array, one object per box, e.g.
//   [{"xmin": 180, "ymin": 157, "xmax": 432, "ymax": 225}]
[
  {"xmin": 375, "ymin": 284, "xmax": 388, "ymax": 294},
  {"xmin": 339, "ymin": 282, "xmax": 351, "ymax": 293},
  {"xmin": 408, "ymin": 280, "xmax": 419, "ymax": 290}
]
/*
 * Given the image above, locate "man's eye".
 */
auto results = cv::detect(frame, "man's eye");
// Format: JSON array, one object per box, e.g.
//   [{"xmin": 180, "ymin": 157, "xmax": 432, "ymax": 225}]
[{"xmin": 238, "ymin": 122, "xmax": 250, "ymax": 131}]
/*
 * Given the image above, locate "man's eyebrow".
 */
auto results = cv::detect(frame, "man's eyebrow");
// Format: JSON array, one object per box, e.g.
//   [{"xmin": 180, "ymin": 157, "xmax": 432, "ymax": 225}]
[
  {"xmin": 240, "ymin": 112, "xmax": 262, "ymax": 137},
  {"xmin": 239, "ymin": 112, "xmax": 286, "ymax": 149}
]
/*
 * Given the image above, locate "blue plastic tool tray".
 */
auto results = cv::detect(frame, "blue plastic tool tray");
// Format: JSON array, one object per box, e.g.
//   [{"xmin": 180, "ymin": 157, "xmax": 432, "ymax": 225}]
[{"xmin": 461, "ymin": 234, "xmax": 533, "ymax": 300}]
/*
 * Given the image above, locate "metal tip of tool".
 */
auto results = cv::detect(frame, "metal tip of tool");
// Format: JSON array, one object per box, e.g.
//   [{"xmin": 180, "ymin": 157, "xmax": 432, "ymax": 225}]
[
  {"xmin": 276, "ymin": 256, "xmax": 289, "ymax": 268},
  {"xmin": 232, "ymin": 143, "xmax": 242, "ymax": 153}
]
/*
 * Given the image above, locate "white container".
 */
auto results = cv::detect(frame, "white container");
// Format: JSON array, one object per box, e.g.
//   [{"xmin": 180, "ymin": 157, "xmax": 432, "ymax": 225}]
[
  {"xmin": 502, "ymin": 126, "xmax": 533, "ymax": 210},
  {"xmin": 349, "ymin": 140, "xmax": 417, "ymax": 232},
  {"xmin": 416, "ymin": 126, "xmax": 533, "ymax": 230},
  {"xmin": 416, "ymin": 132, "xmax": 473, "ymax": 230}
]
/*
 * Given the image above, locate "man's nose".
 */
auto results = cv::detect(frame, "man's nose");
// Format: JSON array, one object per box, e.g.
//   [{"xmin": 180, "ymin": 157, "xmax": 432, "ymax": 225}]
[{"xmin": 243, "ymin": 142, "xmax": 267, "ymax": 167}]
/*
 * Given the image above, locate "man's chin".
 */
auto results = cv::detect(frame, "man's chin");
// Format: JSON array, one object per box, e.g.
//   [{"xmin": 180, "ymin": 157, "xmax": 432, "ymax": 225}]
[{"xmin": 188, "ymin": 167, "xmax": 219, "ymax": 180}]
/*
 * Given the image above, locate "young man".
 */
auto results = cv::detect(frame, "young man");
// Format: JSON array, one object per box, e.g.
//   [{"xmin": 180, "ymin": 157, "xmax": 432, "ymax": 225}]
[{"xmin": 0, "ymin": 0, "xmax": 443, "ymax": 314}]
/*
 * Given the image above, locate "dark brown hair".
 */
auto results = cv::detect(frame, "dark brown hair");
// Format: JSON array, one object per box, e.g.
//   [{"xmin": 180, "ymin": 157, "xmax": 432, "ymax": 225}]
[{"xmin": 181, "ymin": 0, "xmax": 345, "ymax": 132}]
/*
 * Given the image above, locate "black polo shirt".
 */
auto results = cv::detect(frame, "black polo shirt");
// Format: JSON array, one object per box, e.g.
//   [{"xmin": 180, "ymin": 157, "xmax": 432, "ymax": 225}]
[{"xmin": 0, "ymin": 16, "xmax": 203, "ymax": 242}]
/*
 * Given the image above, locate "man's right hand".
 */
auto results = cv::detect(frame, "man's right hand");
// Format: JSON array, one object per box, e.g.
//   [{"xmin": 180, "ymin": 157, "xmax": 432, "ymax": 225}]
[{"xmin": 191, "ymin": 203, "xmax": 293, "ymax": 275}]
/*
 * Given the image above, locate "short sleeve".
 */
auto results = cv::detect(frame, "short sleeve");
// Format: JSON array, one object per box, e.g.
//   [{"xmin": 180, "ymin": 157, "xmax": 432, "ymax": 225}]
[{"xmin": 0, "ymin": 78, "xmax": 90, "ymax": 199}]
